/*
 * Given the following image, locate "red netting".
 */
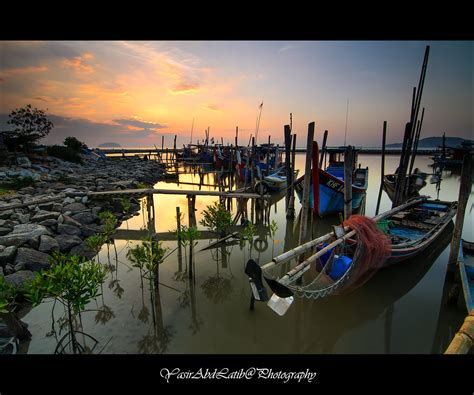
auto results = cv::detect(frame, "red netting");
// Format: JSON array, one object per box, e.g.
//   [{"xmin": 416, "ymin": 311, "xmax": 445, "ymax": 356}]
[{"xmin": 337, "ymin": 215, "xmax": 392, "ymax": 293}]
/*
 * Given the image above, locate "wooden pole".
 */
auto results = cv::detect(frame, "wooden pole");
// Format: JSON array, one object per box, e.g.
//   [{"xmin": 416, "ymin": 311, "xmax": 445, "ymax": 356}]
[
  {"xmin": 298, "ymin": 122, "xmax": 315, "ymax": 246},
  {"xmin": 287, "ymin": 133, "xmax": 297, "ymax": 219},
  {"xmin": 344, "ymin": 145, "xmax": 353, "ymax": 220},
  {"xmin": 312, "ymin": 141, "xmax": 319, "ymax": 215},
  {"xmin": 176, "ymin": 206, "xmax": 182, "ymax": 271},
  {"xmin": 284, "ymin": 124, "xmax": 292, "ymax": 206},
  {"xmin": 319, "ymin": 129, "xmax": 328, "ymax": 168},
  {"xmin": 235, "ymin": 126, "xmax": 239, "ymax": 147},
  {"xmin": 408, "ymin": 107, "xmax": 425, "ymax": 176},
  {"xmin": 448, "ymin": 153, "xmax": 472, "ymax": 268},
  {"xmin": 376, "ymin": 121, "xmax": 387, "ymax": 215}
]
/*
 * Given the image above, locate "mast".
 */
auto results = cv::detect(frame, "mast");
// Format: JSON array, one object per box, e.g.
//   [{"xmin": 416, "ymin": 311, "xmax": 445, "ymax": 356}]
[{"xmin": 344, "ymin": 98, "xmax": 349, "ymax": 146}]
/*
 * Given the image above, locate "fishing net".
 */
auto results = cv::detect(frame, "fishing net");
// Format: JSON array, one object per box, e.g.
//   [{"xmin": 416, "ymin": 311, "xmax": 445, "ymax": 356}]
[{"xmin": 279, "ymin": 215, "xmax": 391, "ymax": 299}]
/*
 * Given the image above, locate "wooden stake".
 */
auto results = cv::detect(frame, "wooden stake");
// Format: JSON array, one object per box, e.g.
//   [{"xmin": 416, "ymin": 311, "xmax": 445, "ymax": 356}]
[
  {"xmin": 319, "ymin": 129, "xmax": 328, "ymax": 168},
  {"xmin": 298, "ymin": 122, "xmax": 315, "ymax": 246},
  {"xmin": 376, "ymin": 121, "xmax": 387, "ymax": 215},
  {"xmin": 344, "ymin": 145, "xmax": 353, "ymax": 220},
  {"xmin": 284, "ymin": 124, "xmax": 292, "ymax": 206},
  {"xmin": 448, "ymin": 153, "xmax": 472, "ymax": 268}
]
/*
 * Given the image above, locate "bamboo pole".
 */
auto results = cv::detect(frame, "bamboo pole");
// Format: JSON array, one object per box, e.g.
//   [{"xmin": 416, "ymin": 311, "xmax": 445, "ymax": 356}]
[
  {"xmin": 287, "ymin": 133, "xmax": 297, "ymax": 219},
  {"xmin": 408, "ymin": 107, "xmax": 425, "ymax": 176},
  {"xmin": 444, "ymin": 311, "xmax": 474, "ymax": 354},
  {"xmin": 376, "ymin": 121, "xmax": 387, "ymax": 215},
  {"xmin": 312, "ymin": 141, "xmax": 319, "ymax": 215},
  {"xmin": 298, "ymin": 122, "xmax": 315, "ymax": 246},
  {"xmin": 344, "ymin": 145, "xmax": 353, "ymax": 220},
  {"xmin": 448, "ymin": 153, "xmax": 472, "ymax": 268},
  {"xmin": 284, "ymin": 124, "xmax": 292, "ymax": 206},
  {"xmin": 319, "ymin": 129, "xmax": 328, "ymax": 168}
]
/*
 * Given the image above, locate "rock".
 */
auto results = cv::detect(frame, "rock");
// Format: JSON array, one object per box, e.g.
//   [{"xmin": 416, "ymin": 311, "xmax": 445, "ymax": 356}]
[
  {"xmin": 81, "ymin": 224, "xmax": 104, "ymax": 237},
  {"xmin": 70, "ymin": 242, "xmax": 96, "ymax": 260},
  {"xmin": 38, "ymin": 219, "xmax": 58, "ymax": 228},
  {"xmin": 0, "ymin": 246, "xmax": 17, "ymax": 266},
  {"xmin": 81, "ymin": 196, "xmax": 88, "ymax": 204},
  {"xmin": 0, "ymin": 227, "xmax": 12, "ymax": 236},
  {"xmin": 57, "ymin": 223, "xmax": 82, "ymax": 236},
  {"xmin": 91, "ymin": 207, "xmax": 102, "ymax": 216},
  {"xmin": 54, "ymin": 234, "xmax": 82, "ymax": 252},
  {"xmin": 4, "ymin": 264, "xmax": 14, "ymax": 275},
  {"xmin": 38, "ymin": 202, "xmax": 54, "ymax": 211},
  {"xmin": 63, "ymin": 197, "xmax": 76, "ymax": 205},
  {"xmin": 0, "ymin": 266, "xmax": 3, "ymax": 276},
  {"xmin": 38, "ymin": 235, "xmax": 60, "ymax": 253},
  {"xmin": 0, "ymin": 210, "xmax": 13, "ymax": 220},
  {"xmin": 4, "ymin": 270, "xmax": 36, "ymax": 292},
  {"xmin": 0, "ymin": 223, "xmax": 51, "ymax": 247},
  {"xmin": 17, "ymin": 157, "xmax": 32, "ymax": 168},
  {"xmin": 62, "ymin": 202, "xmax": 87, "ymax": 213},
  {"xmin": 14, "ymin": 247, "xmax": 51, "ymax": 272},
  {"xmin": 9, "ymin": 212, "xmax": 30, "ymax": 224},
  {"xmin": 51, "ymin": 203, "xmax": 63, "ymax": 212},
  {"xmin": 62, "ymin": 215, "xmax": 82, "ymax": 227},
  {"xmin": 31, "ymin": 210, "xmax": 60, "ymax": 222},
  {"xmin": 71, "ymin": 211, "xmax": 97, "ymax": 225}
]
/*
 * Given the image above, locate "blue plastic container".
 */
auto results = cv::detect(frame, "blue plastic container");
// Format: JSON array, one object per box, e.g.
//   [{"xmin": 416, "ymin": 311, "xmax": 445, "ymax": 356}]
[
  {"xmin": 316, "ymin": 243, "xmax": 334, "ymax": 269},
  {"xmin": 329, "ymin": 255, "xmax": 352, "ymax": 281}
]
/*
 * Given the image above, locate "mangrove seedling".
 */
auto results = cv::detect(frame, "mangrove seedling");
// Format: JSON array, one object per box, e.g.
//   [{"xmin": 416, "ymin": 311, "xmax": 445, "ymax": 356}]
[
  {"xmin": 241, "ymin": 222, "xmax": 256, "ymax": 257},
  {"xmin": 98, "ymin": 211, "xmax": 118, "ymax": 240},
  {"xmin": 25, "ymin": 251, "xmax": 107, "ymax": 354},
  {"xmin": 126, "ymin": 236, "xmax": 167, "ymax": 289},
  {"xmin": 200, "ymin": 201, "xmax": 232, "ymax": 237}
]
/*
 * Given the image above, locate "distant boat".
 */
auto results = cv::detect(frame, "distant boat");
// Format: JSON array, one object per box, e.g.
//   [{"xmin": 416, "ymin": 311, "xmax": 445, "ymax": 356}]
[
  {"xmin": 295, "ymin": 147, "xmax": 368, "ymax": 217},
  {"xmin": 458, "ymin": 240, "xmax": 474, "ymax": 313}
]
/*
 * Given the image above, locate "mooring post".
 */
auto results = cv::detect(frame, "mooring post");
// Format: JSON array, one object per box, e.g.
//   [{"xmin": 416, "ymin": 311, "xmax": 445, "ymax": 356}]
[
  {"xmin": 312, "ymin": 141, "xmax": 319, "ymax": 216},
  {"xmin": 376, "ymin": 121, "xmax": 387, "ymax": 215},
  {"xmin": 176, "ymin": 206, "xmax": 183, "ymax": 271},
  {"xmin": 187, "ymin": 195, "xmax": 197, "ymax": 280},
  {"xmin": 319, "ymin": 130, "xmax": 328, "ymax": 168},
  {"xmin": 298, "ymin": 122, "xmax": 315, "ymax": 247},
  {"xmin": 344, "ymin": 145, "xmax": 353, "ymax": 220},
  {"xmin": 448, "ymin": 153, "xmax": 472, "ymax": 269},
  {"xmin": 284, "ymin": 124, "xmax": 292, "ymax": 207},
  {"xmin": 286, "ymin": 133, "xmax": 297, "ymax": 219}
]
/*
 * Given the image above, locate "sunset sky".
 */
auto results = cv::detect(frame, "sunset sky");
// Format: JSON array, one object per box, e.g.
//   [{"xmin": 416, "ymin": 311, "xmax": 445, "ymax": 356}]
[{"xmin": 0, "ymin": 41, "xmax": 472, "ymax": 148}]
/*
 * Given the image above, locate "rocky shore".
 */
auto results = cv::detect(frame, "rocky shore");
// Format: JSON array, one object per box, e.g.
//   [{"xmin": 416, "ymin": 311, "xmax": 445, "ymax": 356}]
[{"xmin": 0, "ymin": 154, "xmax": 167, "ymax": 293}]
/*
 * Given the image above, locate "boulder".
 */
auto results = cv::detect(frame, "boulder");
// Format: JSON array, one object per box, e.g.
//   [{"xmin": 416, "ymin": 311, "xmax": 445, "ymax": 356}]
[
  {"xmin": 54, "ymin": 234, "xmax": 82, "ymax": 252},
  {"xmin": 38, "ymin": 235, "xmax": 60, "ymax": 253},
  {"xmin": 0, "ymin": 227, "xmax": 12, "ymax": 236},
  {"xmin": 61, "ymin": 215, "xmax": 82, "ymax": 228},
  {"xmin": 14, "ymin": 247, "xmax": 51, "ymax": 272},
  {"xmin": 0, "ymin": 246, "xmax": 17, "ymax": 266},
  {"xmin": 0, "ymin": 223, "xmax": 51, "ymax": 247},
  {"xmin": 70, "ymin": 242, "xmax": 96, "ymax": 260},
  {"xmin": 0, "ymin": 210, "xmax": 13, "ymax": 220},
  {"xmin": 71, "ymin": 211, "xmax": 97, "ymax": 225},
  {"xmin": 30, "ymin": 210, "xmax": 60, "ymax": 223},
  {"xmin": 57, "ymin": 223, "xmax": 82, "ymax": 236},
  {"xmin": 4, "ymin": 270, "xmax": 36, "ymax": 292},
  {"xmin": 62, "ymin": 202, "xmax": 87, "ymax": 213},
  {"xmin": 9, "ymin": 212, "xmax": 30, "ymax": 224}
]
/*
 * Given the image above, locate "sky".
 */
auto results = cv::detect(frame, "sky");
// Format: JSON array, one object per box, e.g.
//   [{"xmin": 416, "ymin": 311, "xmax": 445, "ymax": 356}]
[{"xmin": 0, "ymin": 41, "xmax": 472, "ymax": 148}]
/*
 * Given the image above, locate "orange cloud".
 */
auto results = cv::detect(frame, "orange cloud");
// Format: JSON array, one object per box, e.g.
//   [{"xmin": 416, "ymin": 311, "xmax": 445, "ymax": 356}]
[
  {"xmin": 62, "ymin": 54, "xmax": 95, "ymax": 74},
  {"xmin": 202, "ymin": 104, "xmax": 222, "ymax": 112},
  {"xmin": 168, "ymin": 83, "xmax": 199, "ymax": 95},
  {"xmin": 0, "ymin": 66, "xmax": 48, "ymax": 76}
]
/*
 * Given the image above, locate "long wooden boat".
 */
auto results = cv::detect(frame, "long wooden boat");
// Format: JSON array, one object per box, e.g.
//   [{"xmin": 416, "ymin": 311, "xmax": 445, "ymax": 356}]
[
  {"xmin": 247, "ymin": 196, "xmax": 457, "ymax": 301},
  {"xmin": 295, "ymin": 149, "xmax": 368, "ymax": 217},
  {"xmin": 458, "ymin": 240, "xmax": 474, "ymax": 313},
  {"xmin": 254, "ymin": 167, "xmax": 299, "ymax": 194}
]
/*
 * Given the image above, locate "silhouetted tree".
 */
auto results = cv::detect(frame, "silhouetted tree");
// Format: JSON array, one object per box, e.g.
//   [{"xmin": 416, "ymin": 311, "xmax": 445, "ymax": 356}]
[{"xmin": 2, "ymin": 104, "xmax": 53, "ymax": 151}]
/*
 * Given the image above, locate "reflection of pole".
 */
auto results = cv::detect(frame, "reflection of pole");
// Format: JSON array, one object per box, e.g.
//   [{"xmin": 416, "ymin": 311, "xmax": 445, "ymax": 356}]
[
  {"xmin": 176, "ymin": 207, "xmax": 183, "ymax": 272},
  {"xmin": 384, "ymin": 304, "xmax": 394, "ymax": 354}
]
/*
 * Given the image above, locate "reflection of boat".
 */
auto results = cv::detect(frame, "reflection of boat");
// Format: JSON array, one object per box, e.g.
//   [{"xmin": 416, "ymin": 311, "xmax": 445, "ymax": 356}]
[
  {"xmin": 295, "ymin": 147, "xmax": 368, "ymax": 217},
  {"xmin": 383, "ymin": 171, "xmax": 427, "ymax": 202},
  {"xmin": 458, "ymin": 240, "xmax": 474, "ymax": 313},
  {"xmin": 258, "ymin": 196, "xmax": 457, "ymax": 299}
]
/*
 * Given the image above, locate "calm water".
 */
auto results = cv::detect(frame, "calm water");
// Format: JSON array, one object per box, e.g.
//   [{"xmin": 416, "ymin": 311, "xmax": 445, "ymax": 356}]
[{"xmin": 21, "ymin": 154, "xmax": 473, "ymax": 354}]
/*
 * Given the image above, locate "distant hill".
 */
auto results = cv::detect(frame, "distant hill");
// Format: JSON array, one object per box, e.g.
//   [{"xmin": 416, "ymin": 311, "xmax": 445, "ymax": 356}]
[
  {"xmin": 98, "ymin": 142, "xmax": 121, "ymax": 148},
  {"xmin": 386, "ymin": 136, "xmax": 472, "ymax": 149}
]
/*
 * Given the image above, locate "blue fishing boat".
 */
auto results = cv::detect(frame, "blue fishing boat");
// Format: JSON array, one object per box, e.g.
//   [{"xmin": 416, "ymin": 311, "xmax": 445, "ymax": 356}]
[
  {"xmin": 295, "ymin": 147, "xmax": 368, "ymax": 217},
  {"xmin": 459, "ymin": 240, "xmax": 474, "ymax": 313}
]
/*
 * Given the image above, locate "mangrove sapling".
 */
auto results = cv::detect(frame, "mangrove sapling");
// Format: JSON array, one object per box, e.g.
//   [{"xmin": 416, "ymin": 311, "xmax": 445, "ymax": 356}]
[
  {"xmin": 241, "ymin": 222, "xmax": 256, "ymax": 258},
  {"xmin": 86, "ymin": 233, "xmax": 108, "ymax": 264},
  {"xmin": 126, "ymin": 236, "xmax": 167, "ymax": 289},
  {"xmin": 0, "ymin": 276, "xmax": 32, "ymax": 341},
  {"xmin": 25, "ymin": 251, "xmax": 107, "ymax": 354},
  {"xmin": 200, "ymin": 201, "xmax": 232, "ymax": 238},
  {"xmin": 270, "ymin": 219, "xmax": 278, "ymax": 258}
]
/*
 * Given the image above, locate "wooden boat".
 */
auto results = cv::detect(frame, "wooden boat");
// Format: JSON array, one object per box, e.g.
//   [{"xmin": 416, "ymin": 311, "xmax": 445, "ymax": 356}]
[
  {"xmin": 254, "ymin": 167, "xmax": 299, "ymax": 194},
  {"xmin": 247, "ymin": 196, "xmax": 457, "ymax": 302},
  {"xmin": 462, "ymin": 239, "xmax": 474, "ymax": 254},
  {"xmin": 458, "ymin": 240, "xmax": 474, "ymax": 313},
  {"xmin": 295, "ymin": 147, "xmax": 368, "ymax": 217},
  {"xmin": 383, "ymin": 171, "xmax": 427, "ymax": 202}
]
